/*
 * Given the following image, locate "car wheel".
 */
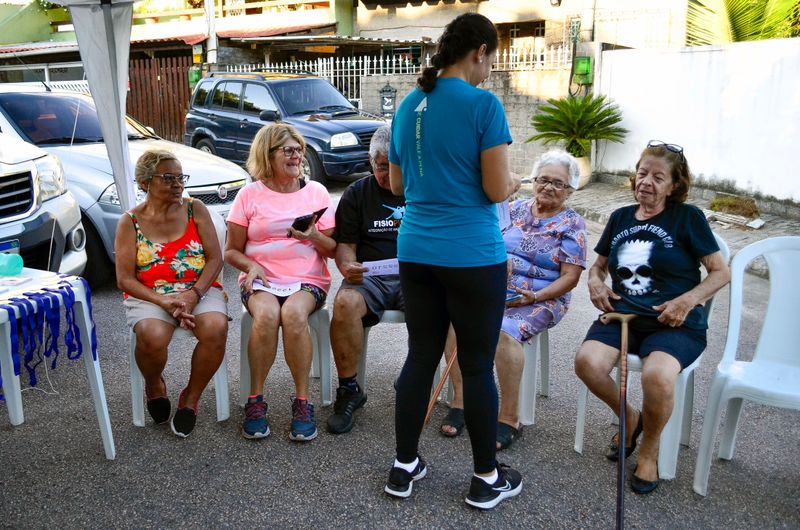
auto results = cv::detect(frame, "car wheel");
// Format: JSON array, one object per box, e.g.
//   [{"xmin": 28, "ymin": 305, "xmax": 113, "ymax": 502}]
[
  {"xmin": 82, "ymin": 216, "xmax": 115, "ymax": 288},
  {"xmin": 302, "ymin": 149, "xmax": 326, "ymax": 185},
  {"xmin": 196, "ymin": 138, "xmax": 217, "ymax": 156}
]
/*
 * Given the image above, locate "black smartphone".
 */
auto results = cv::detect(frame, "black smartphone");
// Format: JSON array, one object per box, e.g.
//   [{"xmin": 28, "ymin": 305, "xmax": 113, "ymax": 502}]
[{"xmin": 291, "ymin": 207, "xmax": 328, "ymax": 231}]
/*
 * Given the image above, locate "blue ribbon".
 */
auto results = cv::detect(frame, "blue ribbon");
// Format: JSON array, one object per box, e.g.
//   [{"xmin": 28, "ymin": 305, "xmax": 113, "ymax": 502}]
[{"xmin": 0, "ymin": 277, "xmax": 98, "ymax": 400}]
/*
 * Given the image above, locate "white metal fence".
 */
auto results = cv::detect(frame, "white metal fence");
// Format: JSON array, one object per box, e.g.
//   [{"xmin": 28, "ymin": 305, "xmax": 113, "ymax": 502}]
[{"xmin": 226, "ymin": 44, "xmax": 572, "ymax": 101}]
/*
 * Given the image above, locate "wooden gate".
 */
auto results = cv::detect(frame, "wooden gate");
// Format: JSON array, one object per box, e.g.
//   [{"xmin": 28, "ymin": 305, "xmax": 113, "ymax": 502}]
[{"xmin": 127, "ymin": 56, "xmax": 192, "ymax": 143}]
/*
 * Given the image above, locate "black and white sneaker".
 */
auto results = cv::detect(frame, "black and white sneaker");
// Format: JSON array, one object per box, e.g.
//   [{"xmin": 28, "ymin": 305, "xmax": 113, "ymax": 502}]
[
  {"xmin": 384, "ymin": 458, "xmax": 427, "ymax": 498},
  {"xmin": 465, "ymin": 463, "xmax": 522, "ymax": 510}
]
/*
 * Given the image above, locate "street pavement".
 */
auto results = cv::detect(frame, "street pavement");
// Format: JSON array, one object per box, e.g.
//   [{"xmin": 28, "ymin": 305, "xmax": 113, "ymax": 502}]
[{"xmin": 1, "ymin": 181, "xmax": 798, "ymax": 529}]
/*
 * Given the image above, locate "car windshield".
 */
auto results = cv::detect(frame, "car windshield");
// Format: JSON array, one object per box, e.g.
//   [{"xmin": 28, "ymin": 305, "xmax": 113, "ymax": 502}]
[
  {"xmin": 0, "ymin": 92, "xmax": 157, "ymax": 146},
  {"xmin": 271, "ymin": 78, "xmax": 354, "ymax": 116}
]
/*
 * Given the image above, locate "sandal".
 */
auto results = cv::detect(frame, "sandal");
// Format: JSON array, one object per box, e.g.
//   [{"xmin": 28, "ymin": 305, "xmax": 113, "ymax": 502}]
[
  {"xmin": 496, "ymin": 422, "xmax": 522, "ymax": 451},
  {"xmin": 606, "ymin": 410, "xmax": 643, "ymax": 461},
  {"xmin": 630, "ymin": 464, "xmax": 660, "ymax": 494},
  {"xmin": 145, "ymin": 376, "xmax": 171, "ymax": 425},
  {"xmin": 440, "ymin": 407, "xmax": 465, "ymax": 438}
]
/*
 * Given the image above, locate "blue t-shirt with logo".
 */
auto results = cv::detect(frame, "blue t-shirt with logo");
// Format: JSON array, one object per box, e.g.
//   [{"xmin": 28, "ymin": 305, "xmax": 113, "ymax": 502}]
[
  {"xmin": 389, "ymin": 77, "xmax": 512, "ymax": 267},
  {"xmin": 595, "ymin": 203, "xmax": 719, "ymax": 329}
]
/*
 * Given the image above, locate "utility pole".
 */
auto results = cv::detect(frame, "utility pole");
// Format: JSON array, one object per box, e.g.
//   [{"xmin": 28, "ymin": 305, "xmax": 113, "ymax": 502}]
[{"xmin": 204, "ymin": 0, "xmax": 218, "ymax": 64}]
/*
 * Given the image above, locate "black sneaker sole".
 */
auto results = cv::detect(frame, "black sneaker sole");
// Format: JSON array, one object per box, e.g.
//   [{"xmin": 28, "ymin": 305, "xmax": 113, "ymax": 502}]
[
  {"xmin": 465, "ymin": 481, "xmax": 522, "ymax": 510},
  {"xmin": 384, "ymin": 465, "xmax": 427, "ymax": 498}
]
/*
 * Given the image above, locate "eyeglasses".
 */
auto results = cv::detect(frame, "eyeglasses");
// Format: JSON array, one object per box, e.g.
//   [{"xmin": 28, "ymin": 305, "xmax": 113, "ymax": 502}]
[
  {"xmin": 647, "ymin": 140, "xmax": 684, "ymax": 161},
  {"xmin": 276, "ymin": 146, "xmax": 304, "ymax": 157},
  {"xmin": 616, "ymin": 265, "xmax": 653, "ymax": 280},
  {"xmin": 152, "ymin": 173, "xmax": 190, "ymax": 185},
  {"xmin": 534, "ymin": 176, "xmax": 570, "ymax": 191}
]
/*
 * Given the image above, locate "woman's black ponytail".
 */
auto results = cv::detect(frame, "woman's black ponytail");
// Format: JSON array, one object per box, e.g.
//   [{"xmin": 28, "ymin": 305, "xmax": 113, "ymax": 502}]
[{"xmin": 416, "ymin": 13, "xmax": 498, "ymax": 93}]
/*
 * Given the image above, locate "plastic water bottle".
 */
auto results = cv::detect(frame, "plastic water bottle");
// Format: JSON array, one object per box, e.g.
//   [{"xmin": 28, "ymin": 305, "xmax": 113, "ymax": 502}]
[{"xmin": 0, "ymin": 253, "xmax": 24, "ymax": 276}]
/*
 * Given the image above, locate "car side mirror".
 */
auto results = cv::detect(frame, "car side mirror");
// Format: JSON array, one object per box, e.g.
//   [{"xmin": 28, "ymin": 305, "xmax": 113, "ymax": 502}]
[
  {"xmin": 145, "ymin": 126, "xmax": 155, "ymax": 134},
  {"xmin": 260, "ymin": 109, "xmax": 281, "ymax": 122}
]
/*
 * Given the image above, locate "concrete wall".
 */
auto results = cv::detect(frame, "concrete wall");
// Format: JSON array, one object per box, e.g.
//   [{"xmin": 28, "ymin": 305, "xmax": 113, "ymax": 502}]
[
  {"xmin": 0, "ymin": 2, "xmax": 52, "ymax": 45},
  {"xmin": 361, "ymin": 69, "xmax": 570, "ymax": 176},
  {"xmin": 356, "ymin": 0, "xmax": 687, "ymax": 48},
  {"xmin": 596, "ymin": 38, "xmax": 800, "ymax": 201}
]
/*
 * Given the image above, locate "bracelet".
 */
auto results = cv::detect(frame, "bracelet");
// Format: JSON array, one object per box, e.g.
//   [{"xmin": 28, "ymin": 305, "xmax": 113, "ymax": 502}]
[
  {"xmin": 533, "ymin": 291, "xmax": 538, "ymax": 303},
  {"xmin": 191, "ymin": 286, "xmax": 205, "ymax": 301}
]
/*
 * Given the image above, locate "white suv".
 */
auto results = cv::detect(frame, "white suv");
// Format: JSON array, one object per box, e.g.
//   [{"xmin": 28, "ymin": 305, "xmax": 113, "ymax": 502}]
[
  {"xmin": 0, "ymin": 84, "xmax": 250, "ymax": 286},
  {"xmin": 0, "ymin": 132, "xmax": 87, "ymax": 275}
]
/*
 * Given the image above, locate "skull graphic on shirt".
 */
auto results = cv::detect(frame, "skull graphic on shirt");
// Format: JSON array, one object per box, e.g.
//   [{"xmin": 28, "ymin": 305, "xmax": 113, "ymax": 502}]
[{"xmin": 616, "ymin": 239, "xmax": 654, "ymax": 296}]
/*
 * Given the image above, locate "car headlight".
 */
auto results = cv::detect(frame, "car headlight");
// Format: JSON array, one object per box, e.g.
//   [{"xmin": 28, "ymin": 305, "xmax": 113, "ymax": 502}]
[
  {"xmin": 330, "ymin": 132, "xmax": 358, "ymax": 149},
  {"xmin": 98, "ymin": 183, "xmax": 147, "ymax": 206},
  {"xmin": 36, "ymin": 155, "xmax": 66, "ymax": 201}
]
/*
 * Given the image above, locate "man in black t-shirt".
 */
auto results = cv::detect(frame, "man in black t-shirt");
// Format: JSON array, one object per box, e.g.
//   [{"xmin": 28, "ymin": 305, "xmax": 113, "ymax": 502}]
[{"xmin": 327, "ymin": 126, "xmax": 406, "ymax": 434}]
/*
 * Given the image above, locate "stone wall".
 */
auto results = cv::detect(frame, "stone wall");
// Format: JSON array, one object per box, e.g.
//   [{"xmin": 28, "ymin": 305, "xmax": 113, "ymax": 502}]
[
  {"xmin": 361, "ymin": 69, "xmax": 570, "ymax": 177},
  {"xmin": 216, "ymin": 45, "xmax": 263, "ymax": 66}
]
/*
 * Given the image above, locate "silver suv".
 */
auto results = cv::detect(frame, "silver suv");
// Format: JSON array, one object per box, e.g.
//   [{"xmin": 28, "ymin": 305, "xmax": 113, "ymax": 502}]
[
  {"xmin": 0, "ymin": 132, "xmax": 86, "ymax": 275},
  {"xmin": 0, "ymin": 84, "xmax": 250, "ymax": 286}
]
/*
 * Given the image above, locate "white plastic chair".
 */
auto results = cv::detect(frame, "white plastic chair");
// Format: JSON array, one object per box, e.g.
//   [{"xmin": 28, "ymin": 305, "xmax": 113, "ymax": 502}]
[
  {"xmin": 238, "ymin": 306, "xmax": 332, "ymax": 407},
  {"xmin": 128, "ymin": 209, "xmax": 230, "ymax": 426},
  {"xmin": 693, "ymin": 236, "xmax": 800, "ymax": 496},
  {"xmin": 356, "ymin": 309, "xmax": 405, "ymax": 391},
  {"xmin": 434, "ymin": 328, "xmax": 551, "ymax": 427},
  {"xmin": 574, "ymin": 232, "xmax": 730, "ymax": 480}
]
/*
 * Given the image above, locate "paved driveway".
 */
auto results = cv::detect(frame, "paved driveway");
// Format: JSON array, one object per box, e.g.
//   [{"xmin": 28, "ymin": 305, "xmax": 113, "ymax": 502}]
[{"xmin": 1, "ymin": 187, "xmax": 798, "ymax": 528}]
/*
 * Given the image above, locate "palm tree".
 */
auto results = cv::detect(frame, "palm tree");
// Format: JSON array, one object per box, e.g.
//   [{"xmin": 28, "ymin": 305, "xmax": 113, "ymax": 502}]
[
  {"xmin": 527, "ymin": 94, "xmax": 628, "ymax": 159},
  {"xmin": 686, "ymin": 0, "xmax": 800, "ymax": 45}
]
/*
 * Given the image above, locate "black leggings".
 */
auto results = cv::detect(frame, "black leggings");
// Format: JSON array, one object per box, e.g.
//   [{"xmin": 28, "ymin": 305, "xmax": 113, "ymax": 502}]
[{"xmin": 395, "ymin": 260, "xmax": 507, "ymax": 474}]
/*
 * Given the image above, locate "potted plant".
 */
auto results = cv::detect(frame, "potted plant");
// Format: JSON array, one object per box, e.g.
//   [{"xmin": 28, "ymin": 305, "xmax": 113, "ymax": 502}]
[{"xmin": 527, "ymin": 93, "xmax": 628, "ymax": 189}]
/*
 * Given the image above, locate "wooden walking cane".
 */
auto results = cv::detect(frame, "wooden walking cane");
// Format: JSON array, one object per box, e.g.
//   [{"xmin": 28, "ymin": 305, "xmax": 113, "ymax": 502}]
[
  {"xmin": 423, "ymin": 347, "xmax": 459, "ymax": 426},
  {"xmin": 599, "ymin": 312, "xmax": 637, "ymax": 530}
]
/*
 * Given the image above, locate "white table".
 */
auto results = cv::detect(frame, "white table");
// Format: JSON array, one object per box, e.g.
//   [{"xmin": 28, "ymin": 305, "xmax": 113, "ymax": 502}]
[{"xmin": 0, "ymin": 268, "xmax": 115, "ymax": 460}]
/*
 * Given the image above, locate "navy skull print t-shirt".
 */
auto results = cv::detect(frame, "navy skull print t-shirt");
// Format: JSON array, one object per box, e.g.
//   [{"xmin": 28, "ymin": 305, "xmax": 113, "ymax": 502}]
[{"xmin": 594, "ymin": 203, "xmax": 719, "ymax": 330}]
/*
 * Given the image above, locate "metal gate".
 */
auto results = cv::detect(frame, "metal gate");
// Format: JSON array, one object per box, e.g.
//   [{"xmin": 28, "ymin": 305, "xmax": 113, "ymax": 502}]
[{"xmin": 127, "ymin": 56, "xmax": 192, "ymax": 143}]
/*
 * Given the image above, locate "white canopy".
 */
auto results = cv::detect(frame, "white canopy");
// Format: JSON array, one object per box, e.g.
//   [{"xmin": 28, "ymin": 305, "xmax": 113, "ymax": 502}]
[{"xmin": 60, "ymin": 0, "xmax": 136, "ymax": 211}]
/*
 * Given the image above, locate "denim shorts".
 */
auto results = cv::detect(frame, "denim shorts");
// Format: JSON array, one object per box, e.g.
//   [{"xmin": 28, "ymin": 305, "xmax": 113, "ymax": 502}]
[
  {"xmin": 583, "ymin": 316, "xmax": 707, "ymax": 370},
  {"xmin": 338, "ymin": 274, "xmax": 404, "ymax": 327}
]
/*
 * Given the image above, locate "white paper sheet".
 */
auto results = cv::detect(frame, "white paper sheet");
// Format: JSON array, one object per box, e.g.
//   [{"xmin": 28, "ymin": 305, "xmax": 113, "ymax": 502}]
[
  {"xmin": 362, "ymin": 258, "xmax": 400, "ymax": 277},
  {"xmin": 252, "ymin": 280, "xmax": 301, "ymax": 297},
  {"xmin": 497, "ymin": 201, "xmax": 511, "ymax": 231}
]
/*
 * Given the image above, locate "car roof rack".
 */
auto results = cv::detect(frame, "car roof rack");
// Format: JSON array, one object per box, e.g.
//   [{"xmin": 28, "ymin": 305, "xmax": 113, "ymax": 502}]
[{"xmin": 207, "ymin": 68, "xmax": 316, "ymax": 80}]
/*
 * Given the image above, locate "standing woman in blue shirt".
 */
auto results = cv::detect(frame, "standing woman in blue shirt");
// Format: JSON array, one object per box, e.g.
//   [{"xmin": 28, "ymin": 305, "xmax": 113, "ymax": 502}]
[{"xmin": 385, "ymin": 13, "xmax": 522, "ymax": 510}]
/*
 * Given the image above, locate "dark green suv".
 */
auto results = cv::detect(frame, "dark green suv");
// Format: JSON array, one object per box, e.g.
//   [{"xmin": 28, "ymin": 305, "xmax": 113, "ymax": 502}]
[{"xmin": 184, "ymin": 72, "xmax": 385, "ymax": 184}]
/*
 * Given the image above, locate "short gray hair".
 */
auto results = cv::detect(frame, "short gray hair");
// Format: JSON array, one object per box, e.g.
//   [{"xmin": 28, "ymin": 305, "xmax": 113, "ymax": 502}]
[
  {"xmin": 135, "ymin": 149, "xmax": 178, "ymax": 190},
  {"xmin": 369, "ymin": 125, "xmax": 391, "ymax": 158},
  {"xmin": 531, "ymin": 149, "xmax": 580, "ymax": 189}
]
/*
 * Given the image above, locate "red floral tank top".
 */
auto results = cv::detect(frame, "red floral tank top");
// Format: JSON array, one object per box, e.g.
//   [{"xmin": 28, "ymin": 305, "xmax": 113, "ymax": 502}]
[{"xmin": 127, "ymin": 199, "xmax": 221, "ymax": 295}]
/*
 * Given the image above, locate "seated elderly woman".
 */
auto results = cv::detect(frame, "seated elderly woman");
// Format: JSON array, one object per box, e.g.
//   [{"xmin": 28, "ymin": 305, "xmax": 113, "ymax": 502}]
[
  {"xmin": 115, "ymin": 149, "xmax": 227, "ymax": 438},
  {"xmin": 441, "ymin": 150, "xmax": 587, "ymax": 450},
  {"xmin": 225, "ymin": 123, "xmax": 336, "ymax": 442},
  {"xmin": 574, "ymin": 141, "xmax": 730, "ymax": 494}
]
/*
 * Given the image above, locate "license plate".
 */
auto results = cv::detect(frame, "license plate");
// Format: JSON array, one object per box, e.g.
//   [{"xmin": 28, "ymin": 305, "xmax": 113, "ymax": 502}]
[{"xmin": 0, "ymin": 239, "xmax": 20, "ymax": 254}]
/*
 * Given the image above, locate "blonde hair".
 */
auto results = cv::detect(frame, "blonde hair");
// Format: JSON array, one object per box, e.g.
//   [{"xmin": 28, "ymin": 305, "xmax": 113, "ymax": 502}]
[
  {"xmin": 246, "ymin": 123, "xmax": 306, "ymax": 183},
  {"xmin": 135, "ymin": 149, "xmax": 178, "ymax": 190}
]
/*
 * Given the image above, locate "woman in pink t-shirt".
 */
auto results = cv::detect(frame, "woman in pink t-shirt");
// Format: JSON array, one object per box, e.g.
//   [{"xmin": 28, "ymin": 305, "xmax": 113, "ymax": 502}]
[{"xmin": 225, "ymin": 123, "xmax": 336, "ymax": 442}]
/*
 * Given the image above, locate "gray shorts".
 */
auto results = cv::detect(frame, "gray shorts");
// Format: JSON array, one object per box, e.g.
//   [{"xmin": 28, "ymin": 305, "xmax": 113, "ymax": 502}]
[
  {"xmin": 124, "ymin": 287, "xmax": 228, "ymax": 328},
  {"xmin": 339, "ymin": 274, "xmax": 404, "ymax": 327}
]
